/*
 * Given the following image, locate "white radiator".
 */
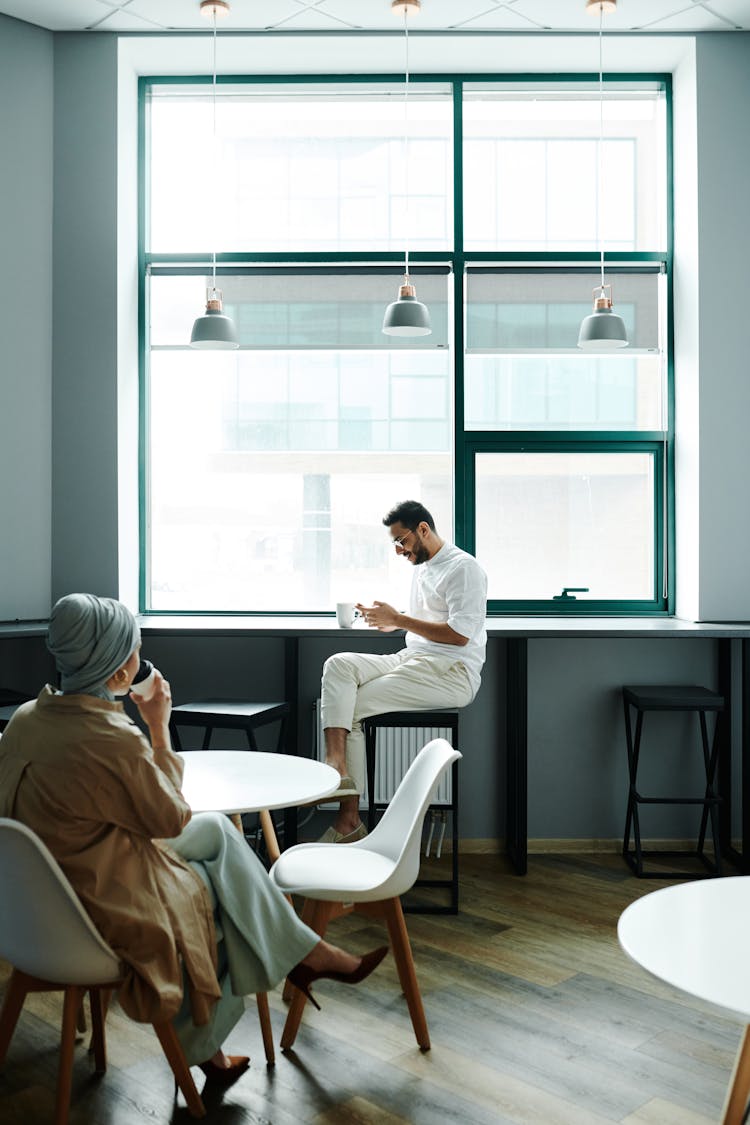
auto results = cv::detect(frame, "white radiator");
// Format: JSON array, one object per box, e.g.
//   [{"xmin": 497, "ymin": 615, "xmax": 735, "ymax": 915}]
[{"xmin": 313, "ymin": 700, "xmax": 453, "ymax": 808}]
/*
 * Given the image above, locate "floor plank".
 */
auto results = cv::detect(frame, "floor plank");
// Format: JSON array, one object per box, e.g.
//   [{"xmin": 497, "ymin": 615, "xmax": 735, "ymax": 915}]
[{"xmin": 0, "ymin": 852, "xmax": 744, "ymax": 1123}]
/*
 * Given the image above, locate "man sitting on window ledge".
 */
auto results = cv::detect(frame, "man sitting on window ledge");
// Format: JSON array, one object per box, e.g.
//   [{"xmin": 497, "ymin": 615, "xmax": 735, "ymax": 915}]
[{"xmin": 319, "ymin": 499, "xmax": 487, "ymax": 843}]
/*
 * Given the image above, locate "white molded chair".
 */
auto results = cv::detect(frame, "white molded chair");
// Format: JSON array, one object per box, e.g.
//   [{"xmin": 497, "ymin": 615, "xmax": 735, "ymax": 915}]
[
  {"xmin": 270, "ymin": 738, "xmax": 461, "ymax": 1052},
  {"xmin": 0, "ymin": 818, "xmax": 205, "ymax": 1122}
]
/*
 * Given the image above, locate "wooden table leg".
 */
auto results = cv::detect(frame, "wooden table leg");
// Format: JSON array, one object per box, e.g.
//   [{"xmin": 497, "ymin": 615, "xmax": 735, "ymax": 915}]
[
  {"xmin": 229, "ymin": 812, "xmax": 275, "ymax": 1066},
  {"xmin": 259, "ymin": 809, "xmax": 280, "ymax": 864},
  {"xmin": 722, "ymin": 1024, "xmax": 750, "ymax": 1124}
]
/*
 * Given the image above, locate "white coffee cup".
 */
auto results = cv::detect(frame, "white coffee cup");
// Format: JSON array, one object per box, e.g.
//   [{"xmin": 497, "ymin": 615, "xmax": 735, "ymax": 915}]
[
  {"xmin": 336, "ymin": 602, "xmax": 358, "ymax": 628},
  {"xmin": 130, "ymin": 658, "xmax": 160, "ymax": 702}
]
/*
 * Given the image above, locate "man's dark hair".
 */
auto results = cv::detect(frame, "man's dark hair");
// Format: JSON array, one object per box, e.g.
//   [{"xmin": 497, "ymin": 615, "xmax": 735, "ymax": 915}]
[{"xmin": 382, "ymin": 500, "xmax": 436, "ymax": 532}]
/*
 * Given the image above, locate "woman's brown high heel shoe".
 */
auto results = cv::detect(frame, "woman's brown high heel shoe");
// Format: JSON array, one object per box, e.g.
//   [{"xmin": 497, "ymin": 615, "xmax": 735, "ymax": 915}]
[
  {"xmin": 198, "ymin": 1055, "xmax": 250, "ymax": 1087},
  {"xmin": 286, "ymin": 945, "xmax": 389, "ymax": 1010}
]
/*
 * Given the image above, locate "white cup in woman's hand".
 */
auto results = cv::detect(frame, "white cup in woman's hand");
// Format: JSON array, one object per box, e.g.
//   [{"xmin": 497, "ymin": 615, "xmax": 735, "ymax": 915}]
[{"xmin": 129, "ymin": 659, "xmax": 160, "ymax": 702}]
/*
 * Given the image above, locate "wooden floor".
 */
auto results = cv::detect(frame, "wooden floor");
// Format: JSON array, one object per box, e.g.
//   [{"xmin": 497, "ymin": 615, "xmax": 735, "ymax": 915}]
[{"xmin": 0, "ymin": 852, "xmax": 742, "ymax": 1124}]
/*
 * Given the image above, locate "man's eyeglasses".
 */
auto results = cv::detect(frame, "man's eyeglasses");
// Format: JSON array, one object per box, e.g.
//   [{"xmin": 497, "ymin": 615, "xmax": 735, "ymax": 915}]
[{"xmin": 392, "ymin": 532, "xmax": 414, "ymax": 551}]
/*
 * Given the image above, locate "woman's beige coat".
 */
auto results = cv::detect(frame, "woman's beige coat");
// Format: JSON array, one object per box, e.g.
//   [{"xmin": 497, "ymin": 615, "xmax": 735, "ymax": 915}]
[{"xmin": 0, "ymin": 686, "xmax": 222, "ymax": 1025}]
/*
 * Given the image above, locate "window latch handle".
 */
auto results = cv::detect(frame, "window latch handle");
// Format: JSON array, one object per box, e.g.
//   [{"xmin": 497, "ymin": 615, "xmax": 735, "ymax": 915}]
[{"xmin": 553, "ymin": 586, "xmax": 589, "ymax": 601}]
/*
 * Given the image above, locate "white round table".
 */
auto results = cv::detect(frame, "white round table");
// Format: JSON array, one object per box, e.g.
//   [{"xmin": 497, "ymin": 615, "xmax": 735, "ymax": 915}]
[
  {"xmin": 180, "ymin": 750, "xmax": 339, "ymax": 818},
  {"xmin": 619, "ymin": 877, "xmax": 750, "ymax": 1124}
]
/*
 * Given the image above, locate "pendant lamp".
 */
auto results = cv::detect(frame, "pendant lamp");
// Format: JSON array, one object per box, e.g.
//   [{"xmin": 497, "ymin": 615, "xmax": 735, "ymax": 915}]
[
  {"xmin": 190, "ymin": 0, "xmax": 239, "ymax": 350},
  {"xmin": 383, "ymin": 0, "xmax": 431, "ymax": 337},
  {"xmin": 578, "ymin": 0, "xmax": 628, "ymax": 350}
]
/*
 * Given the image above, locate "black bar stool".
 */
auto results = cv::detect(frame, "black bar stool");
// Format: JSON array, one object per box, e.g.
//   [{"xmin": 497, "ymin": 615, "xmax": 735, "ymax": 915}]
[
  {"xmin": 169, "ymin": 700, "xmax": 290, "ymax": 754},
  {"xmin": 363, "ymin": 710, "xmax": 459, "ymax": 914},
  {"xmin": 622, "ymin": 685, "xmax": 724, "ymax": 878}
]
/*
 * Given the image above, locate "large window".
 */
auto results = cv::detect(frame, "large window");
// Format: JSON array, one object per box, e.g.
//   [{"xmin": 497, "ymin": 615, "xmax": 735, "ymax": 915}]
[{"xmin": 142, "ymin": 77, "xmax": 669, "ymax": 614}]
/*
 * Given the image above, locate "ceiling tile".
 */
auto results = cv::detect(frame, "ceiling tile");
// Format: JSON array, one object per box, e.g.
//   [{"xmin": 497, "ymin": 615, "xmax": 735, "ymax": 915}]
[
  {"xmin": 514, "ymin": 0, "xmax": 690, "ymax": 31},
  {"xmin": 125, "ymin": 0, "xmax": 294, "ymax": 30},
  {"xmin": 0, "ymin": 0, "xmax": 109, "ymax": 31},
  {"xmin": 262, "ymin": 3, "xmax": 362, "ymax": 32},
  {"xmin": 321, "ymin": 0, "xmax": 504, "ymax": 31},
  {"xmin": 636, "ymin": 4, "xmax": 731, "ymax": 29},
  {"xmin": 94, "ymin": 8, "xmax": 171, "ymax": 30},
  {"xmin": 446, "ymin": 5, "xmax": 550, "ymax": 32},
  {"xmin": 702, "ymin": 0, "xmax": 750, "ymax": 28}
]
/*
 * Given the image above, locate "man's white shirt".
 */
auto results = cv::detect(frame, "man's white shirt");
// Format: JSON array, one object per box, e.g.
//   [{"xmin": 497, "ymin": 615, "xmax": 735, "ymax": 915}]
[{"xmin": 404, "ymin": 542, "xmax": 487, "ymax": 697}]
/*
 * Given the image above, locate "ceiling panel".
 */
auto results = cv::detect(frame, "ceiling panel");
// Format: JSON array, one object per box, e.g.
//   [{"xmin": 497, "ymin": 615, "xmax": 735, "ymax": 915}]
[
  {"xmin": 704, "ymin": 0, "xmax": 750, "ymax": 27},
  {"xmin": 0, "ymin": 0, "xmax": 109, "ymax": 31},
  {"xmin": 637, "ymin": 3, "xmax": 734, "ymax": 28},
  {"xmin": 2, "ymin": 0, "xmax": 750, "ymax": 32}
]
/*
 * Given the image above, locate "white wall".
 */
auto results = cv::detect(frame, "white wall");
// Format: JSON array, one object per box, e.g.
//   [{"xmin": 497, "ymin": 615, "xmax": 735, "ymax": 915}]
[{"xmin": 0, "ymin": 14, "xmax": 52, "ymax": 619}]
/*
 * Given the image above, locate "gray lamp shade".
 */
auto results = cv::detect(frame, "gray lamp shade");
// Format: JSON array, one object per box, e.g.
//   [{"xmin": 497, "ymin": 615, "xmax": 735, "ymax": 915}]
[
  {"xmin": 382, "ymin": 282, "xmax": 432, "ymax": 337},
  {"xmin": 577, "ymin": 307, "xmax": 628, "ymax": 349},
  {"xmin": 578, "ymin": 286, "xmax": 628, "ymax": 349},
  {"xmin": 190, "ymin": 292, "xmax": 239, "ymax": 350}
]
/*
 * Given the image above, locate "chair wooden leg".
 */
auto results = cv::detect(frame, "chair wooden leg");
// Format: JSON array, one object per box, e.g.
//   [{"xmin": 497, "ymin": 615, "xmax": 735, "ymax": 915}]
[
  {"xmin": 255, "ymin": 992, "xmax": 275, "ymax": 1066},
  {"xmin": 722, "ymin": 1024, "xmax": 750, "ymax": 1124},
  {"xmin": 280, "ymin": 900, "xmax": 335, "ymax": 1051},
  {"xmin": 381, "ymin": 897, "xmax": 430, "ymax": 1051},
  {"xmin": 55, "ymin": 985, "xmax": 84, "ymax": 1125},
  {"xmin": 0, "ymin": 969, "xmax": 29, "ymax": 1065},
  {"xmin": 152, "ymin": 1022, "xmax": 205, "ymax": 1119},
  {"xmin": 280, "ymin": 981, "xmax": 309, "ymax": 1052},
  {"xmin": 88, "ymin": 988, "xmax": 107, "ymax": 1074}
]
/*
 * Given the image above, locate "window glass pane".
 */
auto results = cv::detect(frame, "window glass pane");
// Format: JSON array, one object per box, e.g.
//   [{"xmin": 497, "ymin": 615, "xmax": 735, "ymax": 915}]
[
  {"xmin": 465, "ymin": 270, "xmax": 660, "ymax": 351},
  {"xmin": 150, "ymin": 272, "xmax": 450, "ymax": 350},
  {"xmin": 465, "ymin": 354, "xmax": 663, "ymax": 431},
  {"xmin": 148, "ymin": 347, "xmax": 452, "ymax": 611},
  {"xmin": 475, "ymin": 451, "xmax": 655, "ymax": 601},
  {"xmin": 463, "ymin": 88, "xmax": 666, "ymax": 252},
  {"xmin": 148, "ymin": 85, "xmax": 453, "ymax": 253}
]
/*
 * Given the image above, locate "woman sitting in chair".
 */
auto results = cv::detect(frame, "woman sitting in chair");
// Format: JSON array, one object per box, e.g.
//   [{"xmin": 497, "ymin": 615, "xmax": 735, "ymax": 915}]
[{"xmin": 0, "ymin": 593, "xmax": 387, "ymax": 1086}]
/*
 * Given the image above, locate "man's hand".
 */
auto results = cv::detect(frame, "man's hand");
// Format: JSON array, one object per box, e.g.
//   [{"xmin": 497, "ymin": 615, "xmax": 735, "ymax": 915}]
[{"xmin": 356, "ymin": 601, "xmax": 401, "ymax": 632}]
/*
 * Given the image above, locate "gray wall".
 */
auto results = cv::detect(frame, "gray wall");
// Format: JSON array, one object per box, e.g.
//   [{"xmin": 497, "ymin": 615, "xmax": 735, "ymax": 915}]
[
  {"xmin": 0, "ymin": 15, "xmax": 53, "ymax": 619},
  {"xmin": 52, "ymin": 34, "xmax": 120, "ymax": 602},
  {"xmin": 693, "ymin": 36, "xmax": 750, "ymax": 621}
]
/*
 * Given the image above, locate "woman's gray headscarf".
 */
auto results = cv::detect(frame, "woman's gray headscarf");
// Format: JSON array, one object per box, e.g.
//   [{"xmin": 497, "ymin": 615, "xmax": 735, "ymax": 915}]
[{"xmin": 47, "ymin": 593, "xmax": 140, "ymax": 699}]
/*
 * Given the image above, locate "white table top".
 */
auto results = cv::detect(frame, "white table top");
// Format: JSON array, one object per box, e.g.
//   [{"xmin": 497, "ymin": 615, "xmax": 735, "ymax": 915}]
[
  {"xmin": 618, "ymin": 877, "xmax": 750, "ymax": 1022},
  {"xmin": 180, "ymin": 750, "xmax": 339, "ymax": 815}
]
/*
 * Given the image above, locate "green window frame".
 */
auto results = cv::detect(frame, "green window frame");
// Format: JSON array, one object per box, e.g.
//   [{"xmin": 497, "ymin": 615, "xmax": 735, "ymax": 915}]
[{"xmin": 139, "ymin": 72, "xmax": 672, "ymax": 616}]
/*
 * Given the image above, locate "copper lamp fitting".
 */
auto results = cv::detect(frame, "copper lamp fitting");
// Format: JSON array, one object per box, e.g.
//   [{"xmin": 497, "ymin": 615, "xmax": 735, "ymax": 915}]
[
  {"xmin": 592, "ymin": 284, "xmax": 614, "ymax": 310},
  {"xmin": 391, "ymin": 0, "xmax": 421, "ymax": 16},
  {"xmin": 200, "ymin": 0, "xmax": 230, "ymax": 18}
]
